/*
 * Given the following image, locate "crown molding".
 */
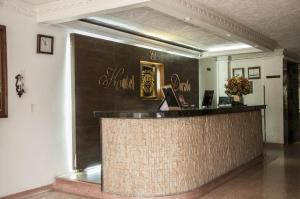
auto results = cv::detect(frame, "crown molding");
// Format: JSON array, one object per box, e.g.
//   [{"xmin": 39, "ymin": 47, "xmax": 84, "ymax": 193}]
[
  {"xmin": 216, "ymin": 56, "xmax": 230, "ymax": 62},
  {"xmin": 201, "ymin": 48, "xmax": 261, "ymax": 59},
  {"xmin": 230, "ymin": 49, "xmax": 285, "ymax": 61},
  {"xmin": 0, "ymin": 0, "xmax": 36, "ymax": 17},
  {"xmin": 148, "ymin": 0, "xmax": 278, "ymax": 52},
  {"xmin": 206, "ymin": 49, "xmax": 299, "ymax": 62},
  {"xmin": 36, "ymin": 0, "xmax": 150, "ymax": 23}
]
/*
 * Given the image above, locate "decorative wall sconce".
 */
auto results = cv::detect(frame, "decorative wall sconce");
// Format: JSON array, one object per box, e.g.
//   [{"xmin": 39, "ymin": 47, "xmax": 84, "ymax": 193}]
[{"xmin": 15, "ymin": 74, "xmax": 25, "ymax": 98}]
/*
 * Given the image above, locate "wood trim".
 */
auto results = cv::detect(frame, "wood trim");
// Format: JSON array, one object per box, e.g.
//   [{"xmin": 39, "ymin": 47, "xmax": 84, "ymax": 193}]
[
  {"xmin": 53, "ymin": 177, "xmax": 102, "ymax": 198},
  {"xmin": 0, "ymin": 25, "xmax": 8, "ymax": 118},
  {"xmin": 1, "ymin": 185, "xmax": 53, "ymax": 199}
]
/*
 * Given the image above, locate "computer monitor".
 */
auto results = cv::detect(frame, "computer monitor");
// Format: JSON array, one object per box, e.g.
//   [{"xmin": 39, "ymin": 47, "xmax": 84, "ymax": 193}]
[
  {"xmin": 202, "ymin": 90, "xmax": 214, "ymax": 107},
  {"xmin": 219, "ymin": 96, "xmax": 232, "ymax": 106},
  {"xmin": 159, "ymin": 85, "xmax": 181, "ymax": 110}
]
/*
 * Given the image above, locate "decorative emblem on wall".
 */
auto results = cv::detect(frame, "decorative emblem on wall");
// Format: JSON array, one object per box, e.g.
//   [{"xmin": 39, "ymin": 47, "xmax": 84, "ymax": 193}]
[
  {"xmin": 170, "ymin": 74, "xmax": 191, "ymax": 92},
  {"xmin": 149, "ymin": 50, "xmax": 157, "ymax": 60},
  {"xmin": 98, "ymin": 66, "xmax": 134, "ymax": 91},
  {"xmin": 15, "ymin": 74, "xmax": 25, "ymax": 98}
]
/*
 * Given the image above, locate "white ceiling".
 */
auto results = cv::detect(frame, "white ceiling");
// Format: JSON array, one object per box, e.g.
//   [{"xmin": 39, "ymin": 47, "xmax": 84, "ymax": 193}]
[
  {"xmin": 195, "ymin": 0, "xmax": 300, "ymax": 56},
  {"xmin": 93, "ymin": 7, "xmax": 253, "ymax": 52},
  {"xmin": 22, "ymin": 0, "xmax": 57, "ymax": 5},
  {"xmin": 20, "ymin": 0, "xmax": 300, "ymax": 58}
]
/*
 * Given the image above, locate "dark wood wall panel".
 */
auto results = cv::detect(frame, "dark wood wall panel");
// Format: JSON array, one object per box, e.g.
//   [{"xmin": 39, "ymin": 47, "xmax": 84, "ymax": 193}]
[{"xmin": 72, "ymin": 34, "xmax": 199, "ymax": 169}]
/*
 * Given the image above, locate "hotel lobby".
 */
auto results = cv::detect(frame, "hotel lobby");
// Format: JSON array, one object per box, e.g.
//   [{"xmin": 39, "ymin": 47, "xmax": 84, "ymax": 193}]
[{"xmin": 0, "ymin": 0, "xmax": 300, "ymax": 199}]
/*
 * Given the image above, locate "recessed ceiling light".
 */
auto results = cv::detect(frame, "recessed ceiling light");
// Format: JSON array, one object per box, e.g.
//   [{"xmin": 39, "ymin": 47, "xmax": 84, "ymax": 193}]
[
  {"xmin": 226, "ymin": 33, "xmax": 231, "ymax": 37},
  {"xmin": 184, "ymin": 17, "xmax": 192, "ymax": 21}
]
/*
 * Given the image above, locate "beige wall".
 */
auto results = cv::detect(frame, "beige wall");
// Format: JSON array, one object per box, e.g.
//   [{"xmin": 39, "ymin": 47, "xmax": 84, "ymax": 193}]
[
  {"xmin": 231, "ymin": 54, "xmax": 284, "ymax": 143},
  {"xmin": 199, "ymin": 52, "xmax": 284, "ymax": 144},
  {"xmin": 199, "ymin": 58, "xmax": 217, "ymax": 106},
  {"xmin": 0, "ymin": 4, "xmax": 72, "ymax": 197}
]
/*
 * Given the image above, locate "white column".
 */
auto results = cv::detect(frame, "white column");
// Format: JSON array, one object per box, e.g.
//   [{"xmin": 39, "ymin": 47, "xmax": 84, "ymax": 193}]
[{"xmin": 216, "ymin": 56, "xmax": 230, "ymax": 104}]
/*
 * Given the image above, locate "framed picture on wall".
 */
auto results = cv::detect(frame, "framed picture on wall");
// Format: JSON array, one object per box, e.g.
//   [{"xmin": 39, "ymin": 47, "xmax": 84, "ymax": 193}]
[
  {"xmin": 140, "ymin": 61, "xmax": 164, "ymax": 100},
  {"xmin": 140, "ymin": 62, "xmax": 158, "ymax": 99},
  {"xmin": 248, "ymin": 66, "xmax": 261, "ymax": 79},
  {"xmin": 232, "ymin": 68, "xmax": 244, "ymax": 77},
  {"xmin": 37, "ymin": 34, "xmax": 54, "ymax": 54}
]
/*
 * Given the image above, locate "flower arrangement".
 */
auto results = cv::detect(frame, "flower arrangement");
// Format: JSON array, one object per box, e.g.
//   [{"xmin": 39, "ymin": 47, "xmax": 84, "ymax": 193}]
[{"xmin": 225, "ymin": 76, "xmax": 251, "ymax": 96}]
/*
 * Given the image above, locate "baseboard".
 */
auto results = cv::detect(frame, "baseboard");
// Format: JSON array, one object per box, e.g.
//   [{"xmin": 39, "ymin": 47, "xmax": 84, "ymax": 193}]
[
  {"xmin": 264, "ymin": 143, "xmax": 285, "ymax": 149},
  {"xmin": 0, "ymin": 185, "xmax": 53, "ymax": 199},
  {"xmin": 53, "ymin": 177, "xmax": 102, "ymax": 198}
]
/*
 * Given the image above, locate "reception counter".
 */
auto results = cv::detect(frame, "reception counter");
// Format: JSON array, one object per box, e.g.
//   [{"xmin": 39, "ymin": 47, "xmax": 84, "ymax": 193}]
[{"xmin": 94, "ymin": 105, "xmax": 265, "ymax": 198}]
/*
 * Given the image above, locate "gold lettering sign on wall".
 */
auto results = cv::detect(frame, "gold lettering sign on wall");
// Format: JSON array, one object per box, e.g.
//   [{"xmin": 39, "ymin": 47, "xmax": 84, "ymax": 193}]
[
  {"xmin": 140, "ymin": 61, "xmax": 164, "ymax": 99},
  {"xmin": 171, "ymin": 74, "xmax": 191, "ymax": 92},
  {"xmin": 98, "ymin": 66, "xmax": 134, "ymax": 91}
]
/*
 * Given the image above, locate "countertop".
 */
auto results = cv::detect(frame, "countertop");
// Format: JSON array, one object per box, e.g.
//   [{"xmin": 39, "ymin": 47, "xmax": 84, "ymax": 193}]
[{"xmin": 94, "ymin": 105, "xmax": 266, "ymax": 119}]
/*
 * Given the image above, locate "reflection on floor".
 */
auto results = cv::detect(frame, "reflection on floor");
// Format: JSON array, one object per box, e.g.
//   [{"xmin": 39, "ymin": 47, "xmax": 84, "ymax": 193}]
[
  {"xmin": 59, "ymin": 165, "xmax": 101, "ymax": 184},
  {"xmin": 46, "ymin": 143, "xmax": 300, "ymax": 199},
  {"xmin": 25, "ymin": 191, "xmax": 89, "ymax": 199}
]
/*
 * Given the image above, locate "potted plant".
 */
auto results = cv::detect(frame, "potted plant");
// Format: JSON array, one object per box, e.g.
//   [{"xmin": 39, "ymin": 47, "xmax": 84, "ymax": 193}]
[{"xmin": 225, "ymin": 76, "xmax": 251, "ymax": 105}]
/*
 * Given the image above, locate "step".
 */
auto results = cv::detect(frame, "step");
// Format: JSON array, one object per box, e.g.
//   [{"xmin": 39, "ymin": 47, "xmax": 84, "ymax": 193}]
[{"xmin": 53, "ymin": 177, "xmax": 102, "ymax": 199}]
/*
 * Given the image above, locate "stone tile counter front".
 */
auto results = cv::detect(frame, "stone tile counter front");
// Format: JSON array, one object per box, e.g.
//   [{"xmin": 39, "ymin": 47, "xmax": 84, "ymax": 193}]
[{"xmin": 94, "ymin": 106, "xmax": 266, "ymax": 198}]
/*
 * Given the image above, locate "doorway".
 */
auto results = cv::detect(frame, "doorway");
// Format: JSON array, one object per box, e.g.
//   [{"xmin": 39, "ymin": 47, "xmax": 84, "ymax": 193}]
[{"xmin": 284, "ymin": 61, "xmax": 300, "ymax": 144}]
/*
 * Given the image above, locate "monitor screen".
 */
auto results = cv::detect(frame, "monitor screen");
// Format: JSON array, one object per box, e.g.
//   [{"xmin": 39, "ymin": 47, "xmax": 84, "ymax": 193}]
[
  {"xmin": 202, "ymin": 90, "xmax": 214, "ymax": 107},
  {"xmin": 219, "ymin": 96, "xmax": 232, "ymax": 105},
  {"xmin": 161, "ymin": 85, "xmax": 180, "ymax": 107}
]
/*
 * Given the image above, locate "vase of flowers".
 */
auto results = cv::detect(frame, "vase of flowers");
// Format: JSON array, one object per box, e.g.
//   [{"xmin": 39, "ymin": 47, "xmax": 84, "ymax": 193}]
[{"xmin": 225, "ymin": 76, "xmax": 251, "ymax": 105}]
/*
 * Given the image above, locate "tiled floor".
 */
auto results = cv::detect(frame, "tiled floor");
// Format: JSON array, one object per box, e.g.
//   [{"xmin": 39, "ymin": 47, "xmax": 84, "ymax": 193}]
[
  {"xmin": 202, "ymin": 143, "xmax": 300, "ymax": 199},
  {"xmin": 27, "ymin": 143, "xmax": 300, "ymax": 199},
  {"xmin": 25, "ymin": 191, "xmax": 88, "ymax": 199}
]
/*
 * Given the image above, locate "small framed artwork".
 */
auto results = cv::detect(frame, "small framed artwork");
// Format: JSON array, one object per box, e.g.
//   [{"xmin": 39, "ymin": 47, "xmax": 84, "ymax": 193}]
[
  {"xmin": 37, "ymin": 34, "xmax": 54, "ymax": 54},
  {"xmin": 232, "ymin": 68, "xmax": 244, "ymax": 77},
  {"xmin": 248, "ymin": 66, "xmax": 261, "ymax": 79},
  {"xmin": 140, "ymin": 61, "xmax": 164, "ymax": 100},
  {"xmin": 140, "ymin": 61, "xmax": 157, "ymax": 99}
]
